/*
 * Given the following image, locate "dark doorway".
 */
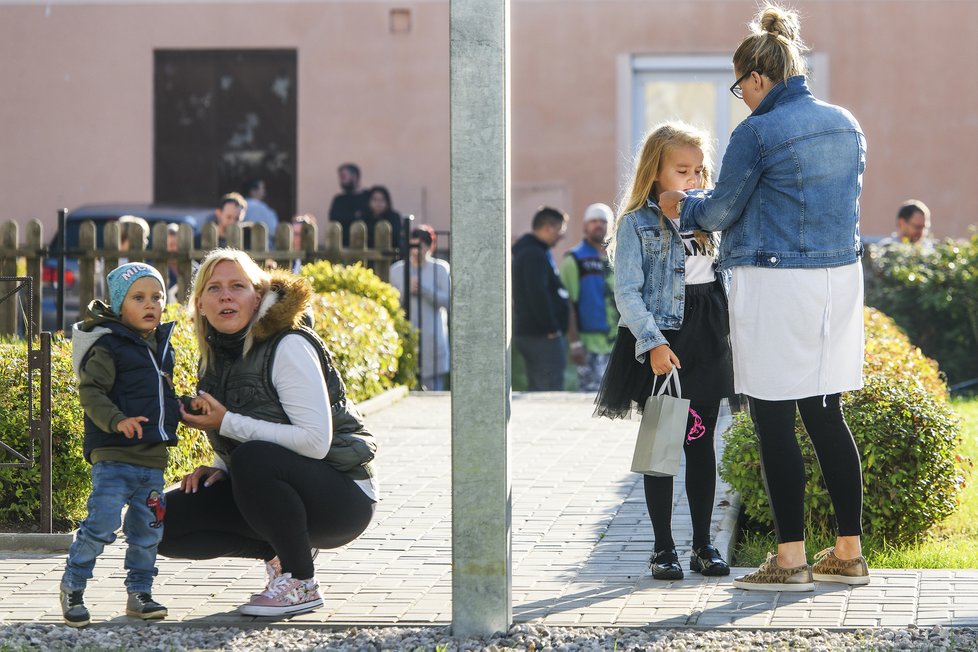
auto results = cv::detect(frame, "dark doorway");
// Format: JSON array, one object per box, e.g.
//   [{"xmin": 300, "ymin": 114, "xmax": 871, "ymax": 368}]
[{"xmin": 154, "ymin": 49, "xmax": 297, "ymax": 221}]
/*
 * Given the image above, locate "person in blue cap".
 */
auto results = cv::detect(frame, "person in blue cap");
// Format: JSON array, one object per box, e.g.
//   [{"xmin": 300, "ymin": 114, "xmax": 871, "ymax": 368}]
[{"xmin": 59, "ymin": 262, "xmax": 179, "ymax": 627}]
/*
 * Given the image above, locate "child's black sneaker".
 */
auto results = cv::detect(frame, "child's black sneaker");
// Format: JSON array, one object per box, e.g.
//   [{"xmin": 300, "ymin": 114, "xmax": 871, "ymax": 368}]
[
  {"xmin": 649, "ymin": 548, "xmax": 684, "ymax": 580},
  {"xmin": 126, "ymin": 592, "xmax": 168, "ymax": 619},
  {"xmin": 59, "ymin": 586, "xmax": 90, "ymax": 628}
]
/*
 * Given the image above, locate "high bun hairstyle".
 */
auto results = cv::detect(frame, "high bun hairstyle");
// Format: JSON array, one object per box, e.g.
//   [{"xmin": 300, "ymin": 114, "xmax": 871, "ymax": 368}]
[{"xmin": 733, "ymin": 3, "xmax": 809, "ymax": 85}]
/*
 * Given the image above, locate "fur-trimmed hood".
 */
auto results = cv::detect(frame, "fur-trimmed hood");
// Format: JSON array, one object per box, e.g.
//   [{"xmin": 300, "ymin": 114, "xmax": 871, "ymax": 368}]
[{"xmin": 248, "ymin": 269, "xmax": 314, "ymax": 344}]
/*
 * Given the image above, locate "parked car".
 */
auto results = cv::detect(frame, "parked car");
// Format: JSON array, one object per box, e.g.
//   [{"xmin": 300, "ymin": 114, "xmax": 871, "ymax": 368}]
[{"xmin": 43, "ymin": 203, "xmax": 210, "ymax": 333}]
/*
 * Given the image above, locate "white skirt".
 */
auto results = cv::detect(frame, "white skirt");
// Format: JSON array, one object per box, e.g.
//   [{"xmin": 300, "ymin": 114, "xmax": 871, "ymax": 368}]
[{"xmin": 729, "ymin": 262, "xmax": 864, "ymax": 400}]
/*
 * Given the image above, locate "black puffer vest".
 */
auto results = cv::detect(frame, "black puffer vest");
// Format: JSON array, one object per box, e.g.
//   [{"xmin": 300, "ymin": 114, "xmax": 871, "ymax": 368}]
[
  {"xmin": 200, "ymin": 317, "xmax": 376, "ymax": 480},
  {"xmin": 81, "ymin": 320, "xmax": 179, "ymax": 463}
]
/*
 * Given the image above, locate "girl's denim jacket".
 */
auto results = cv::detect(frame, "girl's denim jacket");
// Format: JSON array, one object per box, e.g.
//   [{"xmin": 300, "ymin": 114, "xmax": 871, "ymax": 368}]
[
  {"xmin": 680, "ymin": 76, "xmax": 866, "ymax": 271},
  {"xmin": 613, "ymin": 200, "xmax": 722, "ymax": 361}
]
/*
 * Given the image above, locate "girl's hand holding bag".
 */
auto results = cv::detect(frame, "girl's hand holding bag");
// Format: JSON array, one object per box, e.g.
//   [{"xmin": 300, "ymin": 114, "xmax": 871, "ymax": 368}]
[{"xmin": 630, "ymin": 368, "xmax": 689, "ymax": 477}]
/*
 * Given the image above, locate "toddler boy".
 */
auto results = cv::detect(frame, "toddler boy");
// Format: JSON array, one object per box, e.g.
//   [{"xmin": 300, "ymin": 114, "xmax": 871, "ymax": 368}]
[{"xmin": 59, "ymin": 262, "xmax": 179, "ymax": 627}]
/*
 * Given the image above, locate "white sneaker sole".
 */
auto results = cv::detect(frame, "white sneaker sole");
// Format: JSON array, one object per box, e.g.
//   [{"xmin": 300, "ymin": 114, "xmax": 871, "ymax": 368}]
[
  {"xmin": 813, "ymin": 572, "xmax": 871, "ymax": 585},
  {"xmin": 63, "ymin": 616, "xmax": 90, "ymax": 628},
  {"xmin": 732, "ymin": 579, "xmax": 815, "ymax": 592},
  {"xmin": 239, "ymin": 597, "xmax": 324, "ymax": 617}
]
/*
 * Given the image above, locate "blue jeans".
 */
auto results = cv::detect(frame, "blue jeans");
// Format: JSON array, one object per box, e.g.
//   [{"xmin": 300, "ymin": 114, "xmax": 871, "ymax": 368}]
[{"xmin": 62, "ymin": 461, "xmax": 166, "ymax": 594}]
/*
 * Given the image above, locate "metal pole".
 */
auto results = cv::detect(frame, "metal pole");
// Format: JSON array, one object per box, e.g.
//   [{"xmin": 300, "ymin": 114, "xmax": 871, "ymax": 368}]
[
  {"xmin": 450, "ymin": 0, "xmax": 512, "ymax": 637},
  {"xmin": 38, "ymin": 332, "xmax": 52, "ymax": 533},
  {"xmin": 56, "ymin": 209, "xmax": 67, "ymax": 332}
]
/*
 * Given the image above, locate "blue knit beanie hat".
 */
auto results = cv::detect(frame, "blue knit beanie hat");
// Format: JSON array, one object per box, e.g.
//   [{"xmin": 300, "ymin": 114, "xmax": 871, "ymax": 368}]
[{"xmin": 106, "ymin": 263, "xmax": 166, "ymax": 315}]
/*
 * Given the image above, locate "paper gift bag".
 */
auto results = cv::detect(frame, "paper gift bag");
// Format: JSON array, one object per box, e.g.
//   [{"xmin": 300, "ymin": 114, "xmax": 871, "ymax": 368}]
[{"xmin": 630, "ymin": 368, "xmax": 690, "ymax": 477}]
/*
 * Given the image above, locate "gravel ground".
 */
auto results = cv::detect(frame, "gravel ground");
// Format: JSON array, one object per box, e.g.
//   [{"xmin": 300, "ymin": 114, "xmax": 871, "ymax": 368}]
[{"xmin": 1, "ymin": 623, "xmax": 976, "ymax": 651}]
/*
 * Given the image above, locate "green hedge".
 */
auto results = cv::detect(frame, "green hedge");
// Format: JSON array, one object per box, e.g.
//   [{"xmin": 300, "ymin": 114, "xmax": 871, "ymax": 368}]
[
  {"xmin": 0, "ymin": 264, "xmax": 417, "ymax": 529},
  {"xmin": 865, "ymin": 234, "xmax": 978, "ymax": 386},
  {"xmin": 720, "ymin": 307, "xmax": 967, "ymax": 544},
  {"xmin": 300, "ymin": 260, "xmax": 418, "ymax": 390}
]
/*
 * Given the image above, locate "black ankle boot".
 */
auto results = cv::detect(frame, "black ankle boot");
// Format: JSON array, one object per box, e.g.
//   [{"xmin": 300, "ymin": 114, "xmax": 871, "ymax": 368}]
[
  {"xmin": 690, "ymin": 544, "xmax": 731, "ymax": 576},
  {"xmin": 649, "ymin": 549, "xmax": 684, "ymax": 580}
]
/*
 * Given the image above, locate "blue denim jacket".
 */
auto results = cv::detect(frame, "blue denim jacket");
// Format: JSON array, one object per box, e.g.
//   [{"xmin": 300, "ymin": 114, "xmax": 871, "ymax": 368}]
[
  {"xmin": 614, "ymin": 200, "xmax": 714, "ymax": 360},
  {"xmin": 681, "ymin": 76, "xmax": 866, "ymax": 271}
]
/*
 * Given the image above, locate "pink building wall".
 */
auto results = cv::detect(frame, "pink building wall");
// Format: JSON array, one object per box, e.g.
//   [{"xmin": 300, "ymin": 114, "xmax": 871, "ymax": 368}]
[{"xmin": 1, "ymin": 0, "xmax": 975, "ymax": 257}]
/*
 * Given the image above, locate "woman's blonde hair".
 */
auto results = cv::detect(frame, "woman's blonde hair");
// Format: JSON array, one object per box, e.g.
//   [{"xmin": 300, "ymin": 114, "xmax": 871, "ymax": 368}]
[
  {"xmin": 189, "ymin": 248, "xmax": 271, "ymax": 375},
  {"xmin": 609, "ymin": 121, "xmax": 714, "ymax": 260},
  {"xmin": 733, "ymin": 3, "xmax": 809, "ymax": 85}
]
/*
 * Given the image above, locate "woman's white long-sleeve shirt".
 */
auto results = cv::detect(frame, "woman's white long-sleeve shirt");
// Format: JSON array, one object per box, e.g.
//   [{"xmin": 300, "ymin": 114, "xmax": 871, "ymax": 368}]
[{"xmin": 212, "ymin": 334, "xmax": 378, "ymax": 501}]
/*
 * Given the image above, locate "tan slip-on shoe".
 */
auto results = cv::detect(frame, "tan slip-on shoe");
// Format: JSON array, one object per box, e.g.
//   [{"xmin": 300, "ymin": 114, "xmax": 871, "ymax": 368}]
[
  {"xmin": 812, "ymin": 546, "xmax": 871, "ymax": 585},
  {"xmin": 731, "ymin": 552, "xmax": 814, "ymax": 592}
]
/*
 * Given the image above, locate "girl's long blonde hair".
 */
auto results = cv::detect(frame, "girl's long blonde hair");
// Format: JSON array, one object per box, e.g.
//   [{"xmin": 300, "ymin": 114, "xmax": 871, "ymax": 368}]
[
  {"xmin": 609, "ymin": 121, "xmax": 715, "ymax": 261},
  {"xmin": 188, "ymin": 248, "xmax": 271, "ymax": 376}
]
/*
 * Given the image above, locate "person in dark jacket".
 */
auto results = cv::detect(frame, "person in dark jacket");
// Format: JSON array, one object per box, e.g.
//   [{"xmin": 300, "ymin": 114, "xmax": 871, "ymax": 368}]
[
  {"xmin": 513, "ymin": 206, "xmax": 570, "ymax": 391},
  {"xmin": 362, "ymin": 185, "xmax": 403, "ymax": 253},
  {"xmin": 60, "ymin": 262, "xmax": 177, "ymax": 628},
  {"xmin": 158, "ymin": 248, "xmax": 377, "ymax": 618}
]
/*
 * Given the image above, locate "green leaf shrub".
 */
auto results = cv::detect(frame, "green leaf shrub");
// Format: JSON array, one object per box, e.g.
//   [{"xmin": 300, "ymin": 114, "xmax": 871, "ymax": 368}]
[
  {"xmin": 865, "ymin": 234, "xmax": 978, "ymax": 386},
  {"xmin": 720, "ymin": 307, "xmax": 966, "ymax": 544},
  {"xmin": 300, "ymin": 260, "xmax": 418, "ymax": 390}
]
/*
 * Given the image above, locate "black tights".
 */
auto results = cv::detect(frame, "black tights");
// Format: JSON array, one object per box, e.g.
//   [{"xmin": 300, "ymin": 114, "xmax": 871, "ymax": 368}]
[
  {"xmin": 748, "ymin": 393, "xmax": 863, "ymax": 543},
  {"xmin": 158, "ymin": 441, "xmax": 375, "ymax": 580},
  {"xmin": 644, "ymin": 401, "xmax": 720, "ymax": 553}
]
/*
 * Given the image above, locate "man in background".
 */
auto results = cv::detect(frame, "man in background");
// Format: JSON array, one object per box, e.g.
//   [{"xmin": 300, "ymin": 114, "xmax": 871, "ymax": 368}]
[
  {"xmin": 328, "ymin": 163, "xmax": 368, "ymax": 247},
  {"xmin": 560, "ymin": 203, "xmax": 618, "ymax": 391},
  {"xmin": 512, "ymin": 206, "xmax": 569, "ymax": 391}
]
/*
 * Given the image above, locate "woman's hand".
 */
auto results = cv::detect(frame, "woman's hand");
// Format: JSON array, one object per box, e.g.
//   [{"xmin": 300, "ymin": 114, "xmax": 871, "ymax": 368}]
[
  {"xmin": 649, "ymin": 344, "xmax": 681, "ymax": 376},
  {"xmin": 179, "ymin": 465, "xmax": 226, "ymax": 493},
  {"xmin": 180, "ymin": 391, "xmax": 227, "ymax": 431},
  {"xmin": 659, "ymin": 190, "xmax": 687, "ymax": 219}
]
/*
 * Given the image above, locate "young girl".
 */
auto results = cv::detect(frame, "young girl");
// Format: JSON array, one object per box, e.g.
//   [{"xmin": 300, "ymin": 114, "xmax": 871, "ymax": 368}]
[{"xmin": 594, "ymin": 122, "xmax": 734, "ymax": 581}]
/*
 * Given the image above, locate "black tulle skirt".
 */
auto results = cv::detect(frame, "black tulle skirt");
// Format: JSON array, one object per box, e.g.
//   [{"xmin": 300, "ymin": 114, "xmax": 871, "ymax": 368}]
[{"xmin": 593, "ymin": 280, "xmax": 734, "ymax": 419}]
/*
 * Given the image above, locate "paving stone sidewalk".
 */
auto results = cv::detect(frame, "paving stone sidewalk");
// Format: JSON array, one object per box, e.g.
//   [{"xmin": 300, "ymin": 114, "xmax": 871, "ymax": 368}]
[{"xmin": 1, "ymin": 392, "xmax": 975, "ymax": 629}]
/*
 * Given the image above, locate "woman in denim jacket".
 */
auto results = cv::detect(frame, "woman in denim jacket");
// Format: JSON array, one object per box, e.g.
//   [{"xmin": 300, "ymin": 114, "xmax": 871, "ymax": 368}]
[
  {"xmin": 661, "ymin": 4, "xmax": 870, "ymax": 592},
  {"xmin": 595, "ymin": 122, "xmax": 734, "ymax": 581}
]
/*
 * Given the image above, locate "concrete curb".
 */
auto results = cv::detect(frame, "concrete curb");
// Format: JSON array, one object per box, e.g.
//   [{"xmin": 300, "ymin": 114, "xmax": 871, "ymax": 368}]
[
  {"xmin": 0, "ymin": 532, "xmax": 74, "ymax": 553},
  {"xmin": 357, "ymin": 385, "xmax": 410, "ymax": 416}
]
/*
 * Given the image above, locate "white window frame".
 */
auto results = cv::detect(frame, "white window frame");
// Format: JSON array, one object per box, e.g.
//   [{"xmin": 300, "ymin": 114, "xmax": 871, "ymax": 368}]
[{"xmin": 616, "ymin": 53, "xmax": 829, "ymax": 194}]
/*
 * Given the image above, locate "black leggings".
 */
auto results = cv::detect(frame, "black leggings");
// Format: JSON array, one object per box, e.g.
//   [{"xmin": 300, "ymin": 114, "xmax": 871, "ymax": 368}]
[
  {"xmin": 158, "ymin": 441, "xmax": 375, "ymax": 580},
  {"xmin": 748, "ymin": 394, "xmax": 863, "ymax": 543},
  {"xmin": 644, "ymin": 401, "xmax": 720, "ymax": 553}
]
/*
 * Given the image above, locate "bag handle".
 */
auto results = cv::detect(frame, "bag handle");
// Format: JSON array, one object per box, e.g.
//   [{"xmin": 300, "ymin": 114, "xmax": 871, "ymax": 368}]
[{"xmin": 654, "ymin": 367, "xmax": 683, "ymax": 398}]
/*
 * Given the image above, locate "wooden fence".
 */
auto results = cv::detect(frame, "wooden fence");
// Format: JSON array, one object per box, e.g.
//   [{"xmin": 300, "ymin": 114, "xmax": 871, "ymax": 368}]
[{"xmin": 0, "ymin": 218, "xmax": 397, "ymax": 336}]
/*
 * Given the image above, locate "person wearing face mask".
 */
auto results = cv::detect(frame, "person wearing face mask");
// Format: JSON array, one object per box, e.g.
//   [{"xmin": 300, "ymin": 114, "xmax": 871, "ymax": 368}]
[
  {"xmin": 660, "ymin": 3, "xmax": 870, "ymax": 592},
  {"xmin": 157, "ymin": 248, "xmax": 377, "ymax": 617},
  {"xmin": 389, "ymin": 225, "xmax": 450, "ymax": 390}
]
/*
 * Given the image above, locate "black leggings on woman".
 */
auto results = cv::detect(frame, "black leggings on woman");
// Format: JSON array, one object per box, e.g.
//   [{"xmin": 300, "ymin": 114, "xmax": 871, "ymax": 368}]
[
  {"xmin": 748, "ymin": 393, "xmax": 863, "ymax": 543},
  {"xmin": 158, "ymin": 441, "xmax": 375, "ymax": 580},
  {"xmin": 644, "ymin": 401, "xmax": 720, "ymax": 553}
]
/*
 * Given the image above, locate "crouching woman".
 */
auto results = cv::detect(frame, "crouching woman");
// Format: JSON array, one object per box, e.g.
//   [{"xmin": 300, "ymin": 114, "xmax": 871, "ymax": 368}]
[{"xmin": 158, "ymin": 248, "xmax": 377, "ymax": 617}]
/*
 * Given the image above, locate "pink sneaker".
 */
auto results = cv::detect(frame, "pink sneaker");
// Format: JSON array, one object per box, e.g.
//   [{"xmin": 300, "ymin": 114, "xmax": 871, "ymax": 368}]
[
  {"xmin": 252, "ymin": 549, "xmax": 320, "ymax": 599},
  {"xmin": 239, "ymin": 573, "xmax": 323, "ymax": 617}
]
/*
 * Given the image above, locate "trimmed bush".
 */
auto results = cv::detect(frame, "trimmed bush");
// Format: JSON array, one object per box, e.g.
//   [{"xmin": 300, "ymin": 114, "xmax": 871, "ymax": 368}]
[
  {"xmin": 865, "ymin": 235, "xmax": 978, "ymax": 386},
  {"xmin": 720, "ymin": 307, "xmax": 966, "ymax": 544},
  {"xmin": 300, "ymin": 260, "xmax": 418, "ymax": 390}
]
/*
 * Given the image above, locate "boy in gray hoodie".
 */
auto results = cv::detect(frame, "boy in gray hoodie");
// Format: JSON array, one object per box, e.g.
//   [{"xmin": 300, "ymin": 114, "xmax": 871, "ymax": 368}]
[{"xmin": 60, "ymin": 262, "xmax": 179, "ymax": 627}]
